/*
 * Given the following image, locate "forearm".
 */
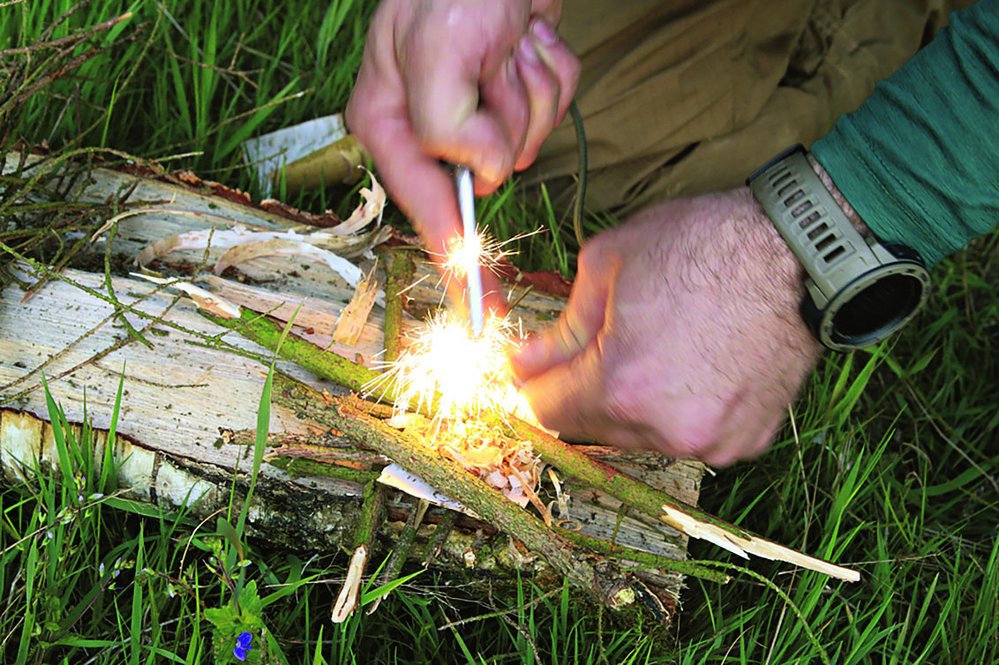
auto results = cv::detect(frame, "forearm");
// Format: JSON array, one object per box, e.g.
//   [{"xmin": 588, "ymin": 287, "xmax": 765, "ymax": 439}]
[{"xmin": 811, "ymin": 0, "xmax": 999, "ymax": 265}]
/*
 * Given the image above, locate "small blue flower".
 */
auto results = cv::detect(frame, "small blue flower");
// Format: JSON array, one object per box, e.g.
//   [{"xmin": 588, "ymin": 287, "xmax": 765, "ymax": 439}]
[{"xmin": 233, "ymin": 632, "xmax": 253, "ymax": 662}]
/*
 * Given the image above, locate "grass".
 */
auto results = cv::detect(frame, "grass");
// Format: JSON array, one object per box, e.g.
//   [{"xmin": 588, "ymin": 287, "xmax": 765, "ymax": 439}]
[{"xmin": 1, "ymin": 1, "xmax": 997, "ymax": 663}]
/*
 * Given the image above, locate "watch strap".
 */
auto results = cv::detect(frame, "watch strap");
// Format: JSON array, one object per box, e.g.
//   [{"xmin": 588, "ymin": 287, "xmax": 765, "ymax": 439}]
[{"xmin": 747, "ymin": 146, "xmax": 883, "ymax": 310}]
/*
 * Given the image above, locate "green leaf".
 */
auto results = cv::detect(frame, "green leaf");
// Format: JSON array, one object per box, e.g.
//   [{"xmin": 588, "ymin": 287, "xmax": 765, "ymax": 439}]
[
  {"xmin": 238, "ymin": 579, "xmax": 264, "ymax": 618},
  {"xmin": 203, "ymin": 606, "xmax": 237, "ymax": 631},
  {"xmin": 216, "ymin": 517, "xmax": 244, "ymax": 562},
  {"xmin": 360, "ymin": 569, "xmax": 424, "ymax": 606}
]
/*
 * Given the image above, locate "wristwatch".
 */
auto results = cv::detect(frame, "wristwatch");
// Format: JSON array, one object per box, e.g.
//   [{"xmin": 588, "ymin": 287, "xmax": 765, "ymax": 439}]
[{"xmin": 747, "ymin": 146, "xmax": 930, "ymax": 352}]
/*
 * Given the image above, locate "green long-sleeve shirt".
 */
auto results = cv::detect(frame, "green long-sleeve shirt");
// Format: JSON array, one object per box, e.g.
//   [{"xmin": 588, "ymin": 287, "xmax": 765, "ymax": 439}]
[{"xmin": 811, "ymin": 0, "xmax": 998, "ymax": 266}]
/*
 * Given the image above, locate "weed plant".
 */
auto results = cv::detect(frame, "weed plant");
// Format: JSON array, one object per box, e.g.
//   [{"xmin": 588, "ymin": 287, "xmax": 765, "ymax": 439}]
[{"xmin": 1, "ymin": 1, "xmax": 996, "ymax": 663}]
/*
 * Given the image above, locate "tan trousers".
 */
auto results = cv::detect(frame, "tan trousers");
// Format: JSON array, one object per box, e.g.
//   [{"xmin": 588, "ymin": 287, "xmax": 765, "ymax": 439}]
[{"xmin": 528, "ymin": 0, "xmax": 972, "ymax": 218}]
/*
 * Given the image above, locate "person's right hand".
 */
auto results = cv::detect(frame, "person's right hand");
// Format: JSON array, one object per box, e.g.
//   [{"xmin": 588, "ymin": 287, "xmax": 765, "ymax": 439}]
[
  {"xmin": 511, "ymin": 190, "xmax": 824, "ymax": 467},
  {"xmin": 345, "ymin": 0, "xmax": 579, "ymax": 306}
]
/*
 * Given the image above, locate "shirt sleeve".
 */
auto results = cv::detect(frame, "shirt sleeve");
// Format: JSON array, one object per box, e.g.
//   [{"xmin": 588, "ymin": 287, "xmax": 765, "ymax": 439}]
[{"xmin": 810, "ymin": 0, "xmax": 998, "ymax": 266}]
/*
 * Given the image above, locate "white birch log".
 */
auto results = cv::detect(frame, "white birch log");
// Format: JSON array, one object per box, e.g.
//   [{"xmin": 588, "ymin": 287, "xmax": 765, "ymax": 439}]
[{"xmin": 0, "ymin": 160, "xmax": 703, "ymax": 602}]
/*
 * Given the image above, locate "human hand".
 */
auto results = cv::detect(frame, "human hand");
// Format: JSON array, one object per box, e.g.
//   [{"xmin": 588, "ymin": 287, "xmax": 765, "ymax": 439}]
[
  {"xmin": 346, "ymin": 0, "xmax": 579, "ymax": 308},
  {"xmin": 511, "ymin": 189, "xmax": 824, "ymax": 466}
]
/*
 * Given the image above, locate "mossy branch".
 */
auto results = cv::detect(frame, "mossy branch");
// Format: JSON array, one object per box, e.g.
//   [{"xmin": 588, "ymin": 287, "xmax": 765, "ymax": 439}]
[
  {"xmin": 508, "ymin": 421, "xmax": 742, "ymax": 535},
  {"xmin": 555, "ymin": 528, "xmax": 729, "ymax": 584},
  {"xmin": 204, "ymin": 309, "xmax": 392, "ymax": 400},
  {"xmin": 509, "ymin": 420, "xmax": 859, "ymax": 581},
  {"xmin": 381, "ymin": 246, "xmax": 416, "ymax": 365},
  {"xmin": 353, "ymin": 480, "xmax": 386, "ymax": 550},
  {"xmin": 368, "ymin": 497, "xmax": 429, "ymax": 614}
]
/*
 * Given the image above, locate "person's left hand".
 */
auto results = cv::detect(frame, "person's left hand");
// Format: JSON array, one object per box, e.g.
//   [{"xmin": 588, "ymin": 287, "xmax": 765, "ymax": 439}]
[
  {"xmin": 511, "ymin": 189, "xmax": 824, "ymax": 466},
  {"xmin": 345, "ymin": 0, "xmax": 579, "ymax": 312}
]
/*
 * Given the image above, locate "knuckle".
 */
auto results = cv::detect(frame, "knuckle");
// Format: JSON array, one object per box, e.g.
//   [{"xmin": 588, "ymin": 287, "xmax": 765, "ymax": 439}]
[
  {"xmin": 576, "ymin": 241, "xmax": 604, "ymax": 273},
  {"xmin": 752, "ymin": 423, "xmax": 780, "ymax": 456},
  {"xmin": 411, "ymin": 119, "xmax": 449, "ymax": 151},
  {"xmin": 673, "ymin": 428, "xmax": 717, "ymax": 459},
  {"xmin": 508, "ymin": 103, "xmax": 532, "ymax": 142},
  {"xmin": 529, "ymin": 61, "xmax": 560, "ymax": 99},
  {"xmin": 555, "ymin": 316, "xmax": 582, "ymax": 353},
  {"xmin": 578, "ymin": 232, "xmax": 620, "ymax": 276},
  {"xmin": 344, "ymin": 95, "xmax": 362, "ymax": 133},
  {"xmin": 704, "ymin": 448, "xmax": 741, "ymax": 468}
]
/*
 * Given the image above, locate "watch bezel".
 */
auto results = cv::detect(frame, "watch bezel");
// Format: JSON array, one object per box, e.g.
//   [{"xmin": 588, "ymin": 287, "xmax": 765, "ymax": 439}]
[
  {"xmin": 801, "ymin": 258, "xmax": 930, "ymax": 351},
  {"xmin": 748, "ymin": 146, "xmax": 931, "ymax": 352}
]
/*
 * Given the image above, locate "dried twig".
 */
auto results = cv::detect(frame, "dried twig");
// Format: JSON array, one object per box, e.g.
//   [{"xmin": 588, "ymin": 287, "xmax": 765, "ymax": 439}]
[{"xmin": 0, "ymin": 13, "xmax": 132, "ymax": 56}]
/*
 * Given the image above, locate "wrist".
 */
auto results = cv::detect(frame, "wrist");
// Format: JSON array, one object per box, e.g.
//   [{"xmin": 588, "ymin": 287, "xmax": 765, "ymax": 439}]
[
  {"xmin": 806, "ymin": 155, "xmax": 871, "ymax": 237},
  {"xmin": 740, "ymin": 188, "xmax": 807, "ymax": 289},
  {"xmin": 747, "ymin": 146, "xmax": 930, "ymax": 351},
  {"xmin": 737, "ymin": 188, "xmax": 825, "ymax": 355}
]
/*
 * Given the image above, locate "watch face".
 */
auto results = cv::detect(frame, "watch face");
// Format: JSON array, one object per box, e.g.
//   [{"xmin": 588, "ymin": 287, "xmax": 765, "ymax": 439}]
[
  {"xmin": 821, "ymin": 263, "xmax": 930, "ymax": 349},
  {"xmin": 833, "ymin": 273, "xmax": 925, "ymax": 340}
]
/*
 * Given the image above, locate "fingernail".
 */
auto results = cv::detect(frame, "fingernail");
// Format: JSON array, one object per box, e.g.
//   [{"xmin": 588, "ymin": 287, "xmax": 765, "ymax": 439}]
[
  {"xmin": 531, "ymin": 19, "xmax": 558, "ymax": 46},
  {"xmin": 480, "ymin": 156, "xmax": 505, "ymax": 185},
  {"xmin": 518, "ymin": 35, "xmax": 539, "ymax": 64}
]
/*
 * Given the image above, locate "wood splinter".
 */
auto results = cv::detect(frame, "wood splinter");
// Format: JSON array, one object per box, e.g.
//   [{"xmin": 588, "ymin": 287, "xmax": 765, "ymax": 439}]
[{"xmin": 331, "ymin": 481, "xmax": 385, "ymax": 623}]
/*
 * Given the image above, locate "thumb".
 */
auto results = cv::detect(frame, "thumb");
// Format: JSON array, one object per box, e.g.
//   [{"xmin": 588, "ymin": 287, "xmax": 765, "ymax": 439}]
[
  {"xmin": 512, "ymin": 257, "xmax": 610, "ymax": 380},
  {"xmin": 518, "ymin": 338, "xmax": 604, "ymax": 438}
]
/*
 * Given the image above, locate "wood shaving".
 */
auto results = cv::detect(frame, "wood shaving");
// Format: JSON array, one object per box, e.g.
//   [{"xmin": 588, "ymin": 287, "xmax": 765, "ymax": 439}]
[
  {"xmin": 335, "ymin": 168, "xmax": 386, "ymax": 236},
  {"xmin": 333, "ymin": 262, "xmax": 381, "ymax": 346},
  {"xmin": 547, "ymin": 468, "xmax": 571, "ymax": 521},
  {"xmin": 134, "ymin": 224, "xmax": 389, "ymax": 268},
  {"xmin": 331, "ymin": 544, "xmax": 367, "ymax": 623},
  {"xmin": 129, "ymin": 273, "xmax": 241, "ymax": 319},
  {"xmin": 213, "ymin": 238, "xmax": 367, "ymax": 285},
  {"xmin": 133, "ymin": 173, "xmax": 390, "ymax": 284},
  {"xmin": 411, "ymin": 419, "xmax": 542, "ymax": 510}
]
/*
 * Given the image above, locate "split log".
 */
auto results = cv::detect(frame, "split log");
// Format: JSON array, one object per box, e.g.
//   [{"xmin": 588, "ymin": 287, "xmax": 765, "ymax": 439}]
[{"xmin": 0, "ymin": 158, "xmax": 709, "ymax": 617}]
